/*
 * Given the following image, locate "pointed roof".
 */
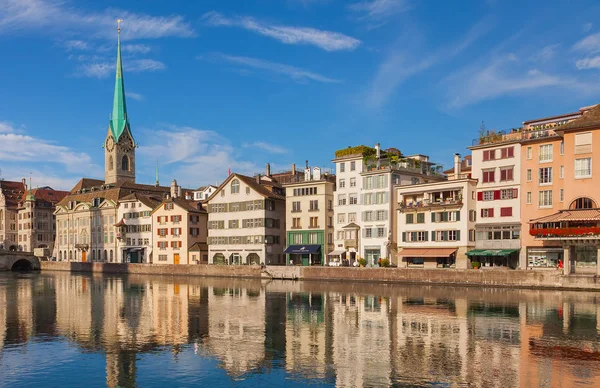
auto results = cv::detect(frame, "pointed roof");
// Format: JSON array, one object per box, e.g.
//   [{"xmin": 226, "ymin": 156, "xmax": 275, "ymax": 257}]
[{"xmin": 109, "ymin": 27, "xmax": 130, "ymax": 142}]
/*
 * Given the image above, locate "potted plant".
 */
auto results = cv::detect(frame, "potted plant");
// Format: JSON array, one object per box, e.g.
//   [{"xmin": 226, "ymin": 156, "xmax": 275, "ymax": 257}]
[
  {"xmin": 381, "ymin": 258, "xmax": 390, "ymax": 267},
  {"xmin": 358, "ymin": 258, "xmax": 367, "ymax": 267},
  {"xmin": 471, "ymin": 261, "xmax": 481, "ymax": 269}
]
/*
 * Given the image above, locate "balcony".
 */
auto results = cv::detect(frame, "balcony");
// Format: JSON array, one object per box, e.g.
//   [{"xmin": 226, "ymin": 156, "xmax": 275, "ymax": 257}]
[
  {"xmin": 530, "ymin": 226, "xmax": 600, "ymax": 240},
  {"xmin": 363, "ymin": 158, "xmax": 445, "ymax": 177},
  {"xmin": 344, "ymin": 239, "xmax": 358, "ymax": 249},
  {"xmin": 400, "ymin": 197, "xmax": 463, "ymax": 212},
  {"xmin": 472, "ymin": 127, "xmax": 560, "ymax": 147}
]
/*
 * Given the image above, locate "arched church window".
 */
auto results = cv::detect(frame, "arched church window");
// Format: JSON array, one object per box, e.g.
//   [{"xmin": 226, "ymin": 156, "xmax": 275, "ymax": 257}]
[
  {"xmin": 570, "ymin": 197, "xmax": 596, "ymax": 209},
  {"xmin": 122, "ymin": 155, "xmax": 129, "ymax": 171},
  {"xmin": 110, "ymin": 250, "xmax": 114, "ymax": 263},
  {"xmin": 109, "ymin": 155, "xmax": 114, "ymax": 171},
  {"xmin": 231, "ymin": 179, "xmax": 240, "ymax": 194}
]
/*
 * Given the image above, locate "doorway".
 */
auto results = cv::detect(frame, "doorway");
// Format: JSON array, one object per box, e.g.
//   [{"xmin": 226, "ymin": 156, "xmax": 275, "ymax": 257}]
[
  {"xmin": 82, "ymin": 251, "xmax": 87, "ymax": 263},
  {"xmin": 174, "ymin": 253, "xmax": 180, "ymax": 265}
]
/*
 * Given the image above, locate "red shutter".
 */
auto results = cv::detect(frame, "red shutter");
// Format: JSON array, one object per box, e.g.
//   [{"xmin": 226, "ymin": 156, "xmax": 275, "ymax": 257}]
[
  {"xmin": 512, "ymin": 188, "xmax": 518, "ymax": 198},
  {"xmin": 157, "ymin": 229, "xmax": 160, "ymax": 236},
  {"xmin": 157, "ymin": 241, "xmax": 160, "ymax": 247},
  {"xmin": 480, "ymin": 209, "xmax": 484, "ymax": 217},
  {"xmin": 477, "ymin": 192, "xmax": 483, "ymax": 201},
  {"xmin": 508, "ymin": 147, "xmax": 514, "ymax": 157},
  {"xmin": 489, "ymin": 208, "xmax": 494, "ymax": 217},
  {"xmin": 494, "ymin": 190, "xmax": 501, "ymax": 200},
  {"xmin": 179, "ymin": 241, "xmax": 182, "ymax": 248}
]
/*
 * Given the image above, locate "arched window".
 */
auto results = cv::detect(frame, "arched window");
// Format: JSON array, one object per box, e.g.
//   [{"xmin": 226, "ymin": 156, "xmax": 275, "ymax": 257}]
[
  {"xmin": 69, "ymin": 250, "xmax": 73, "ymax": 260},
  {"xmin": 110, "ymin": 250, "xmax": 114, "ymax": 263},
  {"xmin": 121, "ymin": 155, "xmax": 129, "ymax": 171},
  {"xmin": 231, "ymin": 179, "xmax": 240, "ymax": 194},
  {"xmin": 213, "ymin": 253, "xmax": 226, "ymax": 265},
  {"xmin": 108, "ymin": 155, "xmax": 114, "ymax": 170},
  {"xmin": 91, "ymin": 250, "xmax": 96, "ymax": 261},
  {"xmin": 59, "ymin": 251, "xmax": 62, "ymax": 261},
  {"xmin": 570, "ymin": 197, "xmax": 596, "ymax": 209},
  {"xmin": 103, "ymin": 249, "xmax": 107, "ymax": 262},
  {"xmin": 247, "ymin": 253, "xmax": 260, "ymax": 265}
]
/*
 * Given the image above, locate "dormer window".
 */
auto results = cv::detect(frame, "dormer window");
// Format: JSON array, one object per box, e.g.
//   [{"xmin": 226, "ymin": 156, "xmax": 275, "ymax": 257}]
[{"xmin": 231, "ymin": 179, "xmax": 240, "ymax": 194}]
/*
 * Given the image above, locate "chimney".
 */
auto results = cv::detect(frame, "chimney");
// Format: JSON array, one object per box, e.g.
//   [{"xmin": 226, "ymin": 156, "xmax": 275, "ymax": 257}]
[
  {"xmin": 375, "ymin": 143, "xmax": 381, "ymax": 159},
  {"xmin": 266, "ymin": 163, "xmax": 271, "ymax": 177},
  {"xmin": 305, "ymin": 160, "xmax": 309, "ymax": 169},
  {"xmin": 256, "ymin": 174, "xmax": 261, "ymax": 184},
  {"xmin": 22, "ymin": 178, "xmax": 27, "ymax": 190},
  {"xmin": 292, "ymin": 163, "xmax": 296, "ymax": 175},
  {"xmin": 170, "ymin": 179, "xmax": 178, "ymax": 198},
  {"xmin": 454, "ymin": 153, "xmax": 461, "ymax": 178}
]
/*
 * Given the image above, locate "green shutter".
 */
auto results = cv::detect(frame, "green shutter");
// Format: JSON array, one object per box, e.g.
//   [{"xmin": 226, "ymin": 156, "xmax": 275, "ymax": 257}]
[
  {"xmin": 443, "ymin": 231, "xmax": 448, "ymax": 241},
  {"xmin": 442, "ymin": 212, "xmax": 448, "ymax": 222},
  {"xmin": 431, "ymin": 212, "xmax": 435, "ymax": 222},
  {"xmin": 456, "ymin": 230, "xmax": 461, "ymax": 241},
  {"xmin": 431, "ymin": 231, "xmax": 436, "ymax": 241},
  {"xmin": 402, "ymin": 232, "xmax": 406, "ymax": 242},
  {"xmin": 424, "ymin": 232, "xmax": 428, "ymax": 241},
  {"xmin": 456, "ymin": 211, "xmax": 460, "ymax": 221}
]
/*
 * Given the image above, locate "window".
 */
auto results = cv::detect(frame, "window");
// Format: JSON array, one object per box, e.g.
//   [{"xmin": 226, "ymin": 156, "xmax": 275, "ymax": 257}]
[
  {"xmin": 377, "ymin": 227, "xmax": 385, "ymax": 238},
  {"xmin": 539, "ymin": 144, "xmax": 553, "ymax": 162},
  {"xmin": 526, "ymin": 169, "xmax": 532, "ymax": 182},
  {"xmin": 309, "ymin": 217, "xmax": 319, "ymax": 228},
  {"xmin": 483, "ymin": 150, "xmax": 496, "ymax": 161},
  {"xmin": 339, "ymin": 179, "xmax": 346, "ymax": 188},
  {"xmin": 338, "ymin": 213, "xmax": 345, "ymax": 224},
  {"xmin": 121, "ymin": 155, "xmax": 129, "ymax": 171},
  {"xmin": 228, "ymin": 220, "xmax": 239, "ymax": 229},
  {"xmin": 338, "ymin": 194, "xmax": 346, "ymax": 206},
  {"xmin": 560, "ymin": 141, "xmax": 564, "ymax": 155},
  {"xmin": 483, "ymin": 191, "xmax": 494, "ymax": 201},
  {"xmin": 406, "ymin": 214, "xmax": 414, "ymax": 224},
  {"xmin": 364, "ymin": 211, "xmax": 374, "ymax": 222},
  {"xmin": 340, "ymin": 163, "xmax": 345, "ymax": 173},
  {"xmin": 309, "ymin": 200, "xmax": 318, "ymax": 211},
  {"xmin": 500, "ymin": 207, "xmax": 513, "ymax": 217},
  {"xmin": 527, "ymin": 147, "xmax": 532, "ymax": 160},
  {"xmin": 348, "ymin": 213, "xmax": 357, "ymax": 223},
  {"xmin": 376, "ymin": 210, "xmax": 387, "ymax": 221},
  {"xmin": 308, "ymin": 233, "xmax": 318, "ymax": 244},
  {"xmin": 292, "ymin": 218, "xmax": 301, "ymax": 229},
  {"xmin": 469, "ymin": 210, "xmax": 476, "ymax": 222},
  {"xmin": 416, "ymin": 213, "xmax": 425, "ymax": 223},
  {"xmin": 231, "ymin": 179, "xmax": 240, "ymax": 194},
  {"xmin": 575, "ymin": 132, "xmax": 592, "ymax": 154},
  {"xmin": 365, "ymin": 228, "xmax": 372, "ymax": 238},
  {"xmin": 500, "ymin": 147, "xmax": 514, "ymax": 158},
  {"xmin": 526, "ymin": 192, "xmax": 532, "ymax": 204},
  {"xmin": 469, "ymin": 229, "xmax": 476, "ymax": 242},
  {"xmin": 538, "ymin": 167, "xmax": 552, "ymax": 185},
  {"xmin": 481, "ymin": 208, "xmax": 494, "ymax": 218},
  {"xmin": 292, "ymin": 201, "xmax": 301, "ymax": 212},
  {"xmin": 560, "ymin": 165, "xmax": 564, "ymax": 179},
  {"xmin": 500, "ymin": 167, "xmax": 514, "ymax": 182},
  {"xmin": 572, "ymin": 197, "xmax": 595, "ymax": 209},
  {"xmin": 328, "ymin": 200, "xmax": 333, "ymax": 210},
  {"xmin": 575, "ymin": 158, "xmax": 592, "ymax": 178},
  {"xmin": 560, "ymin": 189, "xmax": 564, "ymax": 202},
  {"xmin": 482, "ymin": 169, "xmax": 495, "ymax": 183},
  {"xmin": 350, "ymin": 177, "xmax": 356, "ymax": 187},
  {"xmin": 501, "ymin": 188, "xmax": 517, "ymax": 199},
  {"xmin": 349, "ymin": 194, "xmax": 358, "ymax": 205},
  {"xmin": 539, "ymin": 190, "xmax": 553, "ymax": 207},
  {"xmin": 350, "ymin": 161, "xmax": 356, "ymax": 171}
]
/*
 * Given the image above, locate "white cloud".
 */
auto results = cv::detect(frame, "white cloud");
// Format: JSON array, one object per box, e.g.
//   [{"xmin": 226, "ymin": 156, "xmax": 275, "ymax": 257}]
[
  {"xmin": 0, "ymin": 0, "xmax": 195, "ymax": 39},
  {"xmin": 243, "ymin": 141, "xmax": 288, "ymax": 154},
  {"xmin": 202, "ymin": 11, "xmax": 360, "ymax": 52},
  {"xmin": 78, "ymin": 58, "xmax": 166, "ymax": 78},
  {"xmin": 62, "ymin": 39, "xmax": 88, "ymax": 51},
  {"xmin": 573, "ymin": 32, "xmax": 600, "ymax": 54},
  {"xmin": 576, "ymin": 55, "xmax": 600, "ymax": 70},
  {"xmin": 0, "ymin": 122, "xmax": 102, "ymax": 184},
  {"xmin": 127, "ymin": 91, "xmax": 144, "ymax": 101},
  {"xmin": 348, "ymin": 0, "xmax": 412, "ymax": 28},
  {"xmin": 206, "ymin": 54, "xmax": 342, "ymax": 84},
  {"xmin": 122, "ymin": 44, "xmax": 151, "ymax": 54},
  {"xmin": 530, "ymin": 44, "xmax": 559, "ymax": 63},
  {"xmin": 138, "ymin": 126, "xmax": 262, "ymax": 187},
  {"xmin": 583, "ymin": 23, "xmax": 593, "ymax": 32}
]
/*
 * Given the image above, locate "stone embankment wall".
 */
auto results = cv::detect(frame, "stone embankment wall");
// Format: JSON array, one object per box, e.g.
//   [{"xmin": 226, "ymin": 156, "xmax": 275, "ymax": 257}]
[
  {"xmin": 40, "ymin": 262, "xmax": 600, "ymax": 291},
  {"xmin": 0, "ymin": 251, "xmax": 41, "ymax": 271}
]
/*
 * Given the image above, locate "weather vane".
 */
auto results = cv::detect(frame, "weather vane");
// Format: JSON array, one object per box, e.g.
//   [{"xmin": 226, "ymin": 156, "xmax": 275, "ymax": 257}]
[{"xmin": 117, "ymin": 19, "xmax": 123, "ymax": 33}]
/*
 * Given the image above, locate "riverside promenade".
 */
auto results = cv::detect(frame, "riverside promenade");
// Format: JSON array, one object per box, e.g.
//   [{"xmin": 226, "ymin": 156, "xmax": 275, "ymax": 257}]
[{"xmin": 40, "ymin": 262, "xmax": 600, "ymax": 291}]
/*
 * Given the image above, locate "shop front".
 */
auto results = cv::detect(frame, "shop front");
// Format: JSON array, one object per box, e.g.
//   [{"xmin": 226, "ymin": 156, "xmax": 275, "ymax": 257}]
[
  {"xmin": 123, "ymin": 248, "xmax": 144, "ymax": 263},
  {"xmin": 526, "ymin": 247, "xmax": 563, "ymax": 269},
  {"xmin": 465, "ymin": 249, "xmax": 520, "ymax": 269},
  {"xmin": 284, "ymin": 244, "xmax": 322, "ymax": 266},
  {"xmin": 398, "ymin": 248, "xmax": 457, "ymax": 268}
]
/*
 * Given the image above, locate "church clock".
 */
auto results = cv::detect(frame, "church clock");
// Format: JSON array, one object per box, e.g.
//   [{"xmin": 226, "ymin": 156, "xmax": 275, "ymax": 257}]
[
  {"xmin": 105, "ymin": 136, "xmax": 115, "ymax": 152},
  {"xmin": 120, "ymin": 135, "xmax": 134, "ymax": 153}
]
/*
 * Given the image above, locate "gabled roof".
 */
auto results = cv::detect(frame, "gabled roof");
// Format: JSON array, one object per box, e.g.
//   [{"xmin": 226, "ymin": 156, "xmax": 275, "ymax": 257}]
[
  {"xmin": 120, "ymin": 192, "xmax": 162, "ymax": 209},
  {"xmin": 556, "ymin": 104, "xmax": 600, "ymax": 132},
  {"xmin": 0, "ymin": 180, "xmax": 27, "ymax": 207},
  {"xmin": 152, "ymin": 197, "xmax": 206, "ymax": 214},
  {"xmin": 342, "ymin": 222, "xmax": 360, "ymax": 229},
  {"xmin": 57, "ymin": 179, "xmax": 171, "ymax": 208},
  {"xmin": 206, "ymin": 173, "xmax": 286, "ymax": 202}
]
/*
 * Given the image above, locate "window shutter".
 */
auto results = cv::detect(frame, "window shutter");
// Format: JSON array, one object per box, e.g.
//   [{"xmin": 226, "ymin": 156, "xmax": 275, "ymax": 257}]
[
  {"xmin": 513, "ymin": 188, "xmax": 518, "ymax": 198},
  {"xmin": 456, "ymin": 230, "xmax": 461, "ymax": 241},
  {"xmin": 157, "ymin": 241, "xmax": 160, "ymax": 247},
  {"xmin": 455, "ymin": 211, "xmax": 460, "ymax": 221},
  {"xmin": 179, "ymin": 241, "xmax": 182, "ymax": 248},
  {"xmin": 431, "ymin": 231, "xmax": 436, "ymax": 241},
  {"xmin": 442, "ymin": 212, "xmax": 448, "ymax": 222},
  {"xmin": 424, "ymin": 232, "xmax": 428, "ymax": 241},
  {"xmin": 384, "ymin": 210, "xmax": 388, "ymax": 220},
  {"xmin": 443, "ymin": 231, "xmax": 448, "ymax": 241},
  {"xmin": 431, "ymin": 213, "xmax": 435, "ymax": 222},
  {"xmin": 489, "ymin": 208, "xmax": 494, "ymax": 217},
  {"xmin": 477, "ymin": 192, "xmax": 483, "ymax": 201},
  {"xmin": 402, "ymin": 232, "xmax": 406, "ymax": 242},
  {"xmin": 494, "ymin": 190, "xmax": 501, "ymax": 200},
  {"xmin": 480, "ymin": 209, "xmax": 484, "ymax": 217}
]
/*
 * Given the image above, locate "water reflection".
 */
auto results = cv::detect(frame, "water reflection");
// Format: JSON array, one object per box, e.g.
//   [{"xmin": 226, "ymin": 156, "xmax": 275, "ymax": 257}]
[{"xmin": 1, "ymin": 273, "xmax": 600, "ymax": 387}]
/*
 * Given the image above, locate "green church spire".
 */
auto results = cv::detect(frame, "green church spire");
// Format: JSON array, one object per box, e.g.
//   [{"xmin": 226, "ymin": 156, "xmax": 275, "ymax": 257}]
[{"xmin": 109, "ymin": 19, "xmax": 129, "ymax": 142}]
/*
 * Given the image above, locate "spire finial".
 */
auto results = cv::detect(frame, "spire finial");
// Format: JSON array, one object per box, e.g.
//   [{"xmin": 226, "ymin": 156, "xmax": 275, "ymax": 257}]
[{"xmin": 117, "ymin": 19, "xmax": 123, "ymax": 34}]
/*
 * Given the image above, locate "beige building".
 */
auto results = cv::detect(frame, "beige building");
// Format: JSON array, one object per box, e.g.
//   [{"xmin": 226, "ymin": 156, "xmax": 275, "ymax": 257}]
[
  {"xmin": 207, "ymin": 173, "xmax": 286, "ymax": 265},
  {"xmin": 0, "ymin": 179, "xmax": 27, "ymax": 251},
  {"xmin": 283, "ymin": 164, "xmax": 336, "ymax": 266},
  {"xmin": 152, "ymin": 180, "xmax": 208, "ymax": 265},
  {"xmin": 115, "ymin": 192, "xmax": 161, "ymax": 263}
]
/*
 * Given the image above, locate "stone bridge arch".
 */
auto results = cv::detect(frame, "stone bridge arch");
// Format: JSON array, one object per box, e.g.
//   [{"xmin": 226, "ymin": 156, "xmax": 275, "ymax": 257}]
[{"xmin": 0, "ymin": 250, "xmax": 41, "ymax": 271}]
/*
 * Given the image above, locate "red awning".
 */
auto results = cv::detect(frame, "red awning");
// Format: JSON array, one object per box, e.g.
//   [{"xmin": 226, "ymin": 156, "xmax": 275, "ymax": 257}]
[{"xmin": 397, "ymin": 248, "xmax": 457, "ymax": 258}]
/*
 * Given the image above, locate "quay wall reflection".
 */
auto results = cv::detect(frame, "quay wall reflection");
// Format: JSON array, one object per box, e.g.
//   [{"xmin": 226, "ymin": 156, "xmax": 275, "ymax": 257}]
[{"xmin": 1, "ymin": 273, "xmax": 600, "ymax": 387}]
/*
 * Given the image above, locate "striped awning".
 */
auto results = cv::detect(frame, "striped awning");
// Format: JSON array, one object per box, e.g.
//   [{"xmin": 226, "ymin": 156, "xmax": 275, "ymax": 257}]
[
  {"xmin": 465, "ymin": 249, "xmax": 519, "ymax": 257},
  {"xmin": 530, "ymin": 209, "xmax": 600, "ymax": 223}
]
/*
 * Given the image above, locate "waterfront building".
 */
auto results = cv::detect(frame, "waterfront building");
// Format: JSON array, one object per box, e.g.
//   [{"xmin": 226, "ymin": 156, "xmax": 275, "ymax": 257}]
[
  {"xmin": 193, "ymin": 185, "xmax": 218, "ymax": 201},
  {"xmin": 332, "ymin": 144, "xmax": 445, "ymax": 266},
  {"xmin": 16, "ymin": 185, "xmax": 68, "ymax": 254},
  {"xmin": 0, "ymin": 179, "xmax": 27, "ymax": 251},
  {"xmin": 151, "ymin": 180, "xmax": 208, "ymax": 265},
  {"xmin": 526, "ymin": 104, "xmax": 600, "ymax": 274},
  {"xmin": 53, "ymin": 26, "xmax": 177, "ymax": 262},
  {"xmin": 396, "ymin": 154, "xmax": 477, "ymax": 269},
  {"xmin": 115, "ymin": 192, "xmax": 161, "ymax": 263},
  {"xmin": 206, "ymin": 172, "xmax": 286, "ymax": 265},
  {"xmin": 467, "ymin": 128, "xmax": 523, "ymax": 268},
  {"xmin": 282, "ymin": 163, "xmax": 336, "ymax": 266}
]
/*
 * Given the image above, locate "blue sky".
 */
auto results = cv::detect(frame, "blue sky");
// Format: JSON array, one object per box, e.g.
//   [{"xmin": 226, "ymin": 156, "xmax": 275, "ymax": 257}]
[{"xmin": 2, "ymin": 0, "xmax": 600, "ymax": 190}]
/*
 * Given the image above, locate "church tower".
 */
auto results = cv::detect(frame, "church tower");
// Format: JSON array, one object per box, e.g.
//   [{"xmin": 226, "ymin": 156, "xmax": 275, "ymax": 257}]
[{"xmin": 105, "ymin": 20, "xmax": 136, "ymax": 185}]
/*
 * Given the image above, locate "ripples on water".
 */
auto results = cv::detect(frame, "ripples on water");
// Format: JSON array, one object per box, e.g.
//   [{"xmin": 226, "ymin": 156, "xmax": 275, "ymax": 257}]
[{"xmin": 1, "ymin": 272, "xmax": 600, "ymax": 387}]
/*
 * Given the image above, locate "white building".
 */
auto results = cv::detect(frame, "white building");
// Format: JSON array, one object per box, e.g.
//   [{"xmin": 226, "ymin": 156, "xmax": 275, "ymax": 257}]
[
  {"xmin": 332, "ymin": 144, "xmax": 445, "ymax": 266},
  {"xmin": 396, "ymin": 154, "xmax": 478, "ymax": 269},
  {"xmin": 115, "ymin": 193, "xmax": 161, "ymax": 263},
  {"xmin": 193, "ymin": 185, "xmax": 218, "ymax": 201},
  {"xmin": 468, "ymin": 132, "xmax": 522, "ymax": 268}
]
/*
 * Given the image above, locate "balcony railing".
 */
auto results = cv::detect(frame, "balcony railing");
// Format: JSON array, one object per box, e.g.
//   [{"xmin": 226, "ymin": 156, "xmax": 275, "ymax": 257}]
[
  {"xmin": 400, "ymin": 199, "xmax": 463, "ymax": 210},
  {"xmin": 530, "ymin": 227, "xmax": 600, "ymax": 238},
  {"xmin": 472, "ymin": 127, "xmax": 561, "ymax": 146}
]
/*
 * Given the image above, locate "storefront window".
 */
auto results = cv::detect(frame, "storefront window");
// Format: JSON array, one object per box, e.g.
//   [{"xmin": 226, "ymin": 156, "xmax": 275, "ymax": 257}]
[
  {"xmin": 575, "ymin": 246, "xmax": 597, "ymax": 268},
  {"xmin": 528, "ymin": 249, "xmax": 562, "ymax": 268}
]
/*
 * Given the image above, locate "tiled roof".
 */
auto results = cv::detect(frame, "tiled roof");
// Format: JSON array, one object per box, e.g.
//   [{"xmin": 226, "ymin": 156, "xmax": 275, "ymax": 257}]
[
  {"xmin": 20, "ymin": 188, "xmax": 69, "ymax": 205},
  {"xmin": 120, "ymin": 192, "xmax": 162, "ymax": 209},
  {"xmin": 0, "ymin": 180, "xmax": 27, "ymax": 207},
  {"xmin": 189, "ymin": 242, "xmax": 208, "ymax": 252},
  {"xmin": 57, "ymin": 179, "xmax": 171, "ymax": 208},
  {"xmin": 556, "ymin": 104, "xmax": 600, "ymax": 131},
  {"xmin": 207, "ymin": 173, "xmax": 285, "ymax": 202},
  {"xmin": 530, "ymin": 209, "xmax": 600, "ymax": 223},
  {"xmin": 156, "ymin": 197, "xmax": 206, "ymax": 214}
]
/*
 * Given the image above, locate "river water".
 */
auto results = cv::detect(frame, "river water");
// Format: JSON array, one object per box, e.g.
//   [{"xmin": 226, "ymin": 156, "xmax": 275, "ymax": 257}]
[{"xmin": 1, "ymin": 272, "xmax": 600, "ymax": 387}]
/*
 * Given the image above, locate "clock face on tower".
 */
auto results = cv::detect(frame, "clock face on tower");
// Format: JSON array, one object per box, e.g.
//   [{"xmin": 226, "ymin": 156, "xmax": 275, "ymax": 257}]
[
  {"xmin": 105, "ymin": 136, "xmax": 115, "ymax": 152},
  {"xmin": 120, "ymin": 136, "xmax": 134, "ymax": 153}
]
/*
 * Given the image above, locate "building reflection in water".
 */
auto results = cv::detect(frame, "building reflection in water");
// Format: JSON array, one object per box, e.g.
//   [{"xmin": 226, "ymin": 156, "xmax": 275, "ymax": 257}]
[{"xmin": 1, "ymin": 273, "xmax": 600, "ymax": 386}]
